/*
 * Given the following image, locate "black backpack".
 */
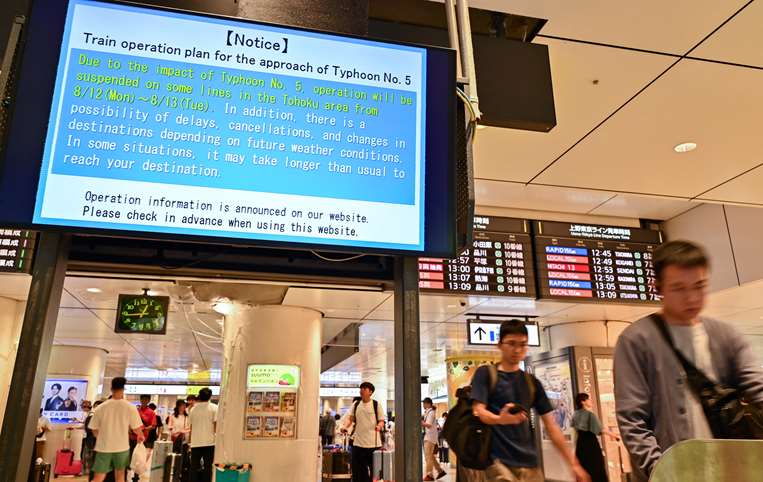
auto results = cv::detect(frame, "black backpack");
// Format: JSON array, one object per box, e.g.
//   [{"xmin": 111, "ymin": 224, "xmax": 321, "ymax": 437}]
[{"xmin": 442, "ymin": 364, "xmax": 536, "ymax": 470}]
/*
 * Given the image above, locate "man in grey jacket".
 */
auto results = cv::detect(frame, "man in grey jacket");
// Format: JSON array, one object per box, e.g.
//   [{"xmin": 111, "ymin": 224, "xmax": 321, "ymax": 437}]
[{"xmin": 614, "ymin": 240, "xmax": 763, "ymax": 481}]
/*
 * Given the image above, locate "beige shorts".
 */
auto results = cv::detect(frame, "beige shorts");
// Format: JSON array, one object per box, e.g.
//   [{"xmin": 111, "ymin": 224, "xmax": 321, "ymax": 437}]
[{"xmin": 485, "ymin": 460, "xmax": 544, "ymax": 482}]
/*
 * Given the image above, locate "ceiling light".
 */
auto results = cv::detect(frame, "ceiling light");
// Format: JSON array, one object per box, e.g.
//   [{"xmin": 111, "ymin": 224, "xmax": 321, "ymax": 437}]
[
  {"xmin": 86, "ymin": 288, "xmax": 102, "ymax": 293},
  {"xmin": 674, "ymin": 142, "xmax": 697, "ymax": 153},
  {"xmin": 212, "ymin": 297, "xmax": 235, "ymax": 315}
]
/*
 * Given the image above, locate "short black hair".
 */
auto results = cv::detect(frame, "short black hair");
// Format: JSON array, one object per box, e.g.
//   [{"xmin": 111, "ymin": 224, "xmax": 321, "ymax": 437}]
[
  {"xmin": 499, "ymin": 319, "xmax": 528, "ymax": 342},
  {"xmin": 574, "ymin": 392, "xmax": 590, "ymax": 410},
  {"xmin": 111, "ymin": 377, "xmax": 127, "ymax": 391},
  {"xmin": 186, "ymin": 394, "xmax": 197, "ymax": 402},
  {"xmin": 51, "ymin": 383, "xmax": 62, "ymax": 391},
  {"xmin": 198, "ymin": 388, "xmax": 213, "ymax": 402},
  {"xmin": 148, "ymin": 403, "xmax": 157, "ymax": 410},
  {"xmin": 140, "ymin": 394, "xmax": 151, "ymax": 401},
  {"xmin": 422, "ymin": 397, "xmax": 433, "ymax": 405},
  {"xmin": 654, "ymin": 240, "xmax": 709, "ymax": 282},
  {"xmin": 68, "ymin": 386, "xmax": 77, "ymax": 393},
  {"xmin": 359, "ymin": 382, "xmax": 375, "ymax": 393}
]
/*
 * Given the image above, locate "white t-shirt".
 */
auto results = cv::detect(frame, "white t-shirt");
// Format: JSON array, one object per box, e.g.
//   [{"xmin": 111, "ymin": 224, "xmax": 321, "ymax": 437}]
[
  {"xmin": 89, "ymin": 399, "xmax": 143, "ymax": 453},
  {"xmin": 169, "ymin": 414, "xmax": 190, "ymax": 435},
  {"xmin": 351, "ymin": 400, "xmax": 384, "ymax": 448},
  {"xmin": 669, "ymin": 322, "xmax": 716, "ymax": 440},
  {"xmin": 189, "ymin": 402, "xmax": 218, "ymax": 447},
  {"xmin": 423, "ymin": 409, "xmax": 438, "ymax": 444}
]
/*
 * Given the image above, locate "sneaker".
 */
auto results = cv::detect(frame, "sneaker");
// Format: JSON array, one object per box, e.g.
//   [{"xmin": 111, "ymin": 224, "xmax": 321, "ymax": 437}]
[
  {"xmin": 436, "ymin": 471, "xmax": 447, "ymax": 480},
  {"xmin": 423, "ymin": 477, "xmax": 435, "ymax": 481}
]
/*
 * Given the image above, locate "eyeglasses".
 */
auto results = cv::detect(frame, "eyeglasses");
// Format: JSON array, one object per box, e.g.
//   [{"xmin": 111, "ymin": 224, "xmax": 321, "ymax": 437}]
[{"xmin": 500, "ymin": 341, "xmax": 529, "ymax": 350}]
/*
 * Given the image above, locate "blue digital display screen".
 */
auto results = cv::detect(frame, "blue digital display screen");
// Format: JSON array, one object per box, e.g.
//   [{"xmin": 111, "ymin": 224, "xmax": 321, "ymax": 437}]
[{"xmin": 0, "ymin": 0, "xmax": 455, "ymax": 255}]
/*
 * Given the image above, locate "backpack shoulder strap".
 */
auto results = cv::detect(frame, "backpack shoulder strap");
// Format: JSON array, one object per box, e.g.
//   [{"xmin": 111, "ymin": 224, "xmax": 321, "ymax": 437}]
[
  {"xmin": 372, "ymin": 400, "xmax": 380, "ymax": 424},
  {"xmin": 523, "ymin": 371, "xmax": 536, "ymax": 408},
  {"xmin": 487, "ymin": 363, "xmax": 498, "ymax": 395}
]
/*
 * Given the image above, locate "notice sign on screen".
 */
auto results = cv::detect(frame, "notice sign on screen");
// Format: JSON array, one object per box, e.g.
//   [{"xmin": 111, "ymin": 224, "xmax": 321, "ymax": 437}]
[{"xmin": 33, "ymin": 0, "xmax": 427, "ymax": 251}]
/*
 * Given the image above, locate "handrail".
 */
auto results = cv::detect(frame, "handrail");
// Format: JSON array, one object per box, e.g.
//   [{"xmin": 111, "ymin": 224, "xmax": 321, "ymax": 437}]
[{"xmin": 649, "ymin": 439, "xmax": 763, "ymax": 482}]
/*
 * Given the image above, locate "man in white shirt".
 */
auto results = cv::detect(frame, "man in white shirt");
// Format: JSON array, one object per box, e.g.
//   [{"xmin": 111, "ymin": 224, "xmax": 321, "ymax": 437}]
[
  {"xmin": 188, "ymin": 388, "xmax": 218, "ymax": 482},
  {"xmin": 421, "ymin": 398, "xmax": 446, "ymax": 480},
  {"xmin": 89, "ymin": 377, "xmax": 145, "ymax": 482},
  {"xmin": 342, "ymin": 382, "xmax": 385, "ymax": 482}
]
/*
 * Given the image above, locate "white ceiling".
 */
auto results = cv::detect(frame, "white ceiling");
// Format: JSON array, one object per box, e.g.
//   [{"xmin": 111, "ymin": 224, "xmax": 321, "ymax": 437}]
[{"xmin": 455, "ymin": 0, "xmax": 763, "ymax": 217}]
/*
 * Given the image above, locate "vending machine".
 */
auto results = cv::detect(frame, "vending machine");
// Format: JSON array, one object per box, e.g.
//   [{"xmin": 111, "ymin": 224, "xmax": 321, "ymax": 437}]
[{"xmin": 526, "ymin": 347, "xmax": 631, "ymax": 482}]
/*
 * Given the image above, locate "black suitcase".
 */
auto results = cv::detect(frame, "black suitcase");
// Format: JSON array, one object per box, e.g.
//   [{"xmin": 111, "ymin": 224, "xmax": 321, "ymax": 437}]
[
  {"xmin": 30, "ymin": 463, "xmax": 51, "ymax": 482},
  {"xmin": 164, "ymin": 454, "xmax": 183, "ymax": 482}
]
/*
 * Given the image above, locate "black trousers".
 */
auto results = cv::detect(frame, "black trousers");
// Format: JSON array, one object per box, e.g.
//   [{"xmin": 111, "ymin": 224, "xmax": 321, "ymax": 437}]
[
  {"xmin": 350, "ymin": 446, "xmax": 377, "ymax": 482},
  {"xmin": 190, "ymin": 446, "xmax": 215, "ymax": 482},
  {"xmin": 321, "ymin": 434, "xmax": 334, "ymax": 446}
]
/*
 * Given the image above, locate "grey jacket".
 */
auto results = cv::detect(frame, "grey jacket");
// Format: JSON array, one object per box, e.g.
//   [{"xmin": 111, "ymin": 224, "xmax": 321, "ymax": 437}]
[{"xmin": 614, "ymin": 315, "xmax": 763, "ymax": 480}]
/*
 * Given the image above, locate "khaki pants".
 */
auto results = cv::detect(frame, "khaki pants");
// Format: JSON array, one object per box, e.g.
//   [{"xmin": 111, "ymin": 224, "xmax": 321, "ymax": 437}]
[
  {"xmin": 486, "ymin": 460, "xmax": 544, "ymax": 482},
  {"xmin": 424, "ymin": 440, "xmax": 444, "ymax": 476}
]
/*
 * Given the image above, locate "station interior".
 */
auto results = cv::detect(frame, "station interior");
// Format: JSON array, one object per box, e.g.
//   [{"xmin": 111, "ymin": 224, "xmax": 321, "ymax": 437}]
[{"xmin": 1, "ymin": 1, "xmax": 763, "ymax": 482}]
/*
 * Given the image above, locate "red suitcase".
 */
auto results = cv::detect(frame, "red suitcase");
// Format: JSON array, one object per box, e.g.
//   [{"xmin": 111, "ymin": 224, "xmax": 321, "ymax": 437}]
[{"xmin": 54, "ymin": 449, "xmax": 82, "ymax": 477}]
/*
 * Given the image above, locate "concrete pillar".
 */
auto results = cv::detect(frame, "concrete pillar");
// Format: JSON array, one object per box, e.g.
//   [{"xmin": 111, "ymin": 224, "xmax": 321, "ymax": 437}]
[
  {"xmin": 216, "ymin": 305, "xmax": 322, "ymax": 481},
  {"xmin": 0, "ymin": 296, "xmax": 25, "ymax": 427},
  {"xmin": 547, "ymin": 320, "xmax": 631, "ymax": 349}
]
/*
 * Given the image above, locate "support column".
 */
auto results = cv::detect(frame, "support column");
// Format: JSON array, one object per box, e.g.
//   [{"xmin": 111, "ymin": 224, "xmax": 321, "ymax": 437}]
[
  {"xmin": 216, "ymin": 305, "xmax": 322, "ymax": 480},
  {"xmin": 394, "ymin": 256, "xmax": 422, "ymax": 482},
  {"xmin": 0, "ymin": 232, "xmax": 69, "ymax": 482}
]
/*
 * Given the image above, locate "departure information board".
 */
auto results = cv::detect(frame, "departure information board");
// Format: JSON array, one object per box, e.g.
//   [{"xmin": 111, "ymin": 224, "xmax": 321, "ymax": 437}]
[
  {"xmin": 0, "ymin": 229, "xmax": 36, "ymax": 273},
  {"xmin": 419, "ymin": 216, "xmax": 535, "ymax": 297},
  {"xmin": 535, "ymin": 221, "xmax": 662, "ymax": 303}
]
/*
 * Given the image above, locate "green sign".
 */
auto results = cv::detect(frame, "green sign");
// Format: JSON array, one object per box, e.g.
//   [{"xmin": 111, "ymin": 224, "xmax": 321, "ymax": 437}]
[{"xmin": 247, "ymin": 364, "xmax": 300, "ymax": 389}]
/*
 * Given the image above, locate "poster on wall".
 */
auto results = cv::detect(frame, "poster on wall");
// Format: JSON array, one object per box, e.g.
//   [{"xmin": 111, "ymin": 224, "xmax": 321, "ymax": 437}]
[
  {"xmin": 532, "ymin": 358, "xmax": 574, "ymax": 441},
  {"xmin": 40, "ymin": 379, "xmax": 88, "ymax": 423},
  {"xmin": 243, "ymin": 364, "xmax": 299, "ymax": 440}
]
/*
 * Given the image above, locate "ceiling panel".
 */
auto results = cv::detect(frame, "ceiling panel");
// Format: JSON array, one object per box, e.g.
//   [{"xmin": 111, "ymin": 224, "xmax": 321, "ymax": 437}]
[
  {"xmin": 691, "ymin": 0, "xmax": 763, "ymax": 67},
  {"xmin": 697, "ymin": 164, "xmax": 763, "ymax": 205},
  {"xmin": 542, "ymin": 303, "xmax": 658, "ymax": 325},
  {"xmin": 589, "ymin": 194, "xmax": 700, "ymax": 220},
  {"xmin": 535, "ymin": 59, "xmax": 763, "ymax": 197},
  {"xmin": 283, "ymin": 287, "xmax": 388, "ymax": 315},
  {"xmin": 476, "ymin": 180, "xmax": 616, "ymax": 214},
  {"xmin": 447, "ymin": 0, "xmax": 748, "ymax": 54},
  {"xmin": 474, "ymin": 38, "xmax": 674, "ymax": 182}
]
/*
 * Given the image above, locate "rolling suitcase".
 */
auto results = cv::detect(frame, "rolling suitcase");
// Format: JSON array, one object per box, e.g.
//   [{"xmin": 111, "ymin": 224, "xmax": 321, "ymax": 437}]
[
  {"xmin": 163, "ymin": 454, "xmax": 183, "ymax": 482},
  {"xmin": 322, "ymin": 435, "xmax": 351, "ymax": 481},
  {"xmin": 54, "ymin": 449, "xmax": 82, "ymax": 477},
  {"xmin": 372, "ymin": 449, "xmax": 394, "ymax": 482},
  {"xmin": 31, "ymin": 462, "xmax": 51, "ymax": 482}
]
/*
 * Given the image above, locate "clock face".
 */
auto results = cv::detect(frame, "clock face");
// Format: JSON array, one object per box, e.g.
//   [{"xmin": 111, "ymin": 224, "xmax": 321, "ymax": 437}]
[{"xmin": 115, "ymin": 294, "xmax": 169, "ymax": 334}]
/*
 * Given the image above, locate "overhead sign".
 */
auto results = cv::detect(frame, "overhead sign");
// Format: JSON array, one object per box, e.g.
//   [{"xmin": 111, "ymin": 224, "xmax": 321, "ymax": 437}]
[
  {"xmin": 6, "ymin": 0, "xmax": 456, "ymax": 255},
  {"xmin": 319, "ymin": 387, "xmax": 358, "ymax": 398},
  {"xmin": 0, "ymin": 229, "xmax": 36, "ymax": 273},
  {"xmin": 125, "ymin": 384, "xmax": 221, "ymax": 396},
  {"xmin": 467, "ymin": 319, "xmax": 540, "ymax": 347},
  {"xmin": 419, "ymin": 216, "xmax": 536, "ymax": 297},
  {"xmin": 535, "ymin": 220, "xmax": 662, "ymax": 304},
  {"xmin": 247, "ymin": 364, "xmax": 301, "ymax": 389}
]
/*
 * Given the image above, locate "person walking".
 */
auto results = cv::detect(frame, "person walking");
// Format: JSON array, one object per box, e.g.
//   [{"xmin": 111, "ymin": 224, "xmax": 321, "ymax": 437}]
[
  {"xmin": 342, "ymin": 382, "xmax": 385, "ymax": 482},
  {"xmin": 437, "ymin": 412, "xmax": 449, "ymax": 464},
  {"xmin": 614, "ymin": 240, "xmax": 763, "ymax": 481},
  {"xmin": 572, "ymin": 393, "xmax": 619, "ymax": 482},
  {"xmin": 168, "ymin": 399, "xmax": 191, "ymax": 453},
  {"xmin": 422, "ymin": 398, "xmax": 446, "ymax": 480},
  {"xmin": 131, "ymin": 395, "xmax": 156, "ymax": 455},
  {"xmin": 188, "ymin": 388, "xmax": 217, "ymax": 482},
  {"xmin": 472, "ymin": 319, "xmax": 590, "ymax": 482},
  {"xmin": 320, "ymin": 411, "xmax": 337, "ymax": 446},
  {"xmin": 89, "ymin": 377, "xmax": 145, "ymax": 482},
  {"xmin": 146, "ymin": 403, "xmax": 163, "ymax": 449},
  {"xmin": 35, "ymin": 409, "xmax": 52, "ymax": 460}
]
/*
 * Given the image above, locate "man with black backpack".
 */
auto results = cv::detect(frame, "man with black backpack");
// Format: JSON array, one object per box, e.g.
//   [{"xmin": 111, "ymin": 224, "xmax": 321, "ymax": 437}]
[
  {"xmin": 471, "ymin": 320, "xmax": 589, "ymax": 482},
  {"xmin": 342, "ymin": 382, "xmax": 385, "ymax": 482}
]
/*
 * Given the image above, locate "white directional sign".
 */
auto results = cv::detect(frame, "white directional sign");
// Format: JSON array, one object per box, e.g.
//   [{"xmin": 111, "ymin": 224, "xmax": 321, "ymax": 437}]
[{"xmin": 467, "ymin": 319, "xmax": 540, "ymax": 346}]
